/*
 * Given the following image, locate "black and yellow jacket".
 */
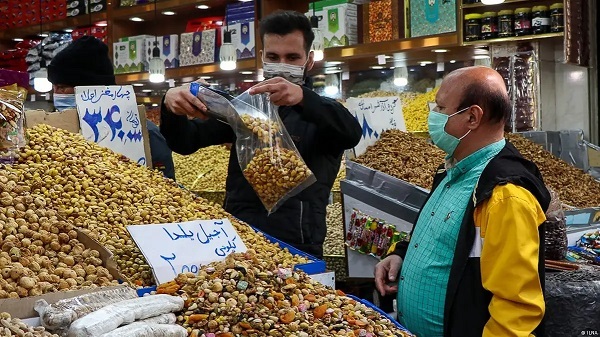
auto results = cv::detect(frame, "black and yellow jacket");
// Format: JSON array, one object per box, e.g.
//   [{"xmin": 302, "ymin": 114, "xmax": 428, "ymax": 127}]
[{"xmin": 390, "ymin": 141, "xmax": 551, "ymax": 337}]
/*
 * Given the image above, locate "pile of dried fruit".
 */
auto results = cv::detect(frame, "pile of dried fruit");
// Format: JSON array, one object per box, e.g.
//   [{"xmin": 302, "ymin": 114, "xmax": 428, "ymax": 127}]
[
  {"xmin": 324, "ymin": 203, "xmax": 345, "ymax": 257},
  {"xmin": 0, "ymin": 312, "xmax": 58, "ymax": 336},
  {"xmin": 173, "ymin": 145, "xmax": 230, "ymax": 192},
  {"xmin": 506, "ymin": 134, "xmax": 600, "ymax": 208},
  {"xmin": 354, "ymin": 129, "xmax": 445, "ymax": 189},
  {"xmin": 159, "ymin": 251, "xmax": 413, "ymax": 337},
  {"xmin": 0, "ymin": 170, "xmax": 117, "ymax": 298},
  {"xmin": 9, "ymin": 125, "xmax": 308, "ymax": 286}
]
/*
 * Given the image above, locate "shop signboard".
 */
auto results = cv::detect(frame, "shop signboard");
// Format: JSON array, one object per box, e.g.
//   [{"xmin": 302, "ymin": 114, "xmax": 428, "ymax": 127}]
[
  {"xmin": 127, "ymin": 219, "xmax": 248, "ymax": 285},
  {"xmin": 75, "ymin": 85, "xmax": 147, "ymax": 166}
]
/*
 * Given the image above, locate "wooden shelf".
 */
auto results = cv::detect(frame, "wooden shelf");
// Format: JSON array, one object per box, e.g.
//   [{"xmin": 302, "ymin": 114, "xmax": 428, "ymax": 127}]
[
  {"xmin": 112, "ymin": 0, "xmax": 231, "ymax": 20},
  {"xmin": 0, "ymin": 12, "xmax": 107, "ymax": 42},
  {"xmin": 461, "ymin": 0, "xmax": 545, "ymax": 9},
  {"xmin": 115, "ymin": 58, "xmax": 257, "ymax": 84},
  {"xmin": 462, "ymin": 32, "xmax": 564, "ymax": 46}
]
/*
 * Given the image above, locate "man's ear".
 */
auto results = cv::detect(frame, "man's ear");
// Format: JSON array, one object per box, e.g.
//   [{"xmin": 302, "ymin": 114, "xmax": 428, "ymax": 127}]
[
  {"xmin": 306, "ymin": 51, "xmax": 315, "ymax": 71},
  {"xmin": 468, "ymin": 105, "xmax": 484, "ymax": 130}
]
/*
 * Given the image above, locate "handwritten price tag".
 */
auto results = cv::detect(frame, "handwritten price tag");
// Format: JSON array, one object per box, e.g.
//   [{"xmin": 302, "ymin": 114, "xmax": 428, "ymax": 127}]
[
  {"xmin": 75, "ymin": 85, "xmax": 147, "ymax": 165},
  {"xmin": 127, "ymin": 219, "xmax": 247, "ymax": 285},
  {"xmin": 346, "ymin": 96, "xmax": 406, "ymax": 157}
]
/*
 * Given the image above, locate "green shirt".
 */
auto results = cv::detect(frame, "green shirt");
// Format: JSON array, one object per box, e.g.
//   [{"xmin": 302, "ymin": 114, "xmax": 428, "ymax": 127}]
[{"xmin": 397, "ymin": 139, "xmax": 506, "ymax": 337}]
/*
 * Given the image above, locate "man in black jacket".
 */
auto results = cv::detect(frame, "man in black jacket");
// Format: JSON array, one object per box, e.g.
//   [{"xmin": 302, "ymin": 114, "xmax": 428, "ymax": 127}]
[{"xmin": 160, "ymin": 11, "xmax": 362, "ymax": 258}]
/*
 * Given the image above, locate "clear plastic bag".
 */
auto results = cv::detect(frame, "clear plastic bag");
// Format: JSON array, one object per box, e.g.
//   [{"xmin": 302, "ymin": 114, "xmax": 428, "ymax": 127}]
[
  {"xmin": 190, "ymin": 83, "xmax": 316, "ymax": 213},
  {"xmin": 98, "ymin": 322, "xmax": 187, "ymax": 337},
  {"xmin": 35, "ymin": 287, "xmax": 139, "ymax": 333},
  {"xmin": 0, "ymin": 88, "xmax": 26, "ymax": 164},
  {"xmin": 67, "ymin": 294, "xmax": 184, "ymax": 337},
  {"xmin": 544, "ymin": 188, "xmax": 568, "ymax": 260}
]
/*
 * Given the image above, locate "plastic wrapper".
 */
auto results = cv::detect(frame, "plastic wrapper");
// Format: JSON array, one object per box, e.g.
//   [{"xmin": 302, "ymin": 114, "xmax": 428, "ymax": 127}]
[
  {"xmin": 544, "ymin": 189, "xmax": 568, "ymax": 260},
  {"xmin": 67, "ymin": 294, "xmax": 184, "ymax": 337},
  {"xmin": 98, "ymin": 322, "xmax": 187, "ymax": 337},
  {"xmin": 139, "ymin": 313, "xmax": 176, "ymax": 325},
  {"xmin": 545, "ymin": 267, "xmax": 600, "ymax": 337},
  {"xmin": 35, "ymin": 287, "xmax": 139, "ymax": 333},
  {"xmin": 0, "ymin": 88, "xmax": 26, "ymax": 164},
  {"xmin": 190, "ymin": 83, "xmax": 316, "ymax": 213}
]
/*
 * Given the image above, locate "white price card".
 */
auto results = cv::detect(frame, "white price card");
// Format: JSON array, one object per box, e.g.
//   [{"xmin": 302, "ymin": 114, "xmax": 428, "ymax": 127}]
[
  {"xmin": 75, "ymin": 85, "xmax": 147, "ymax": 166},
  {"xmin": 346, "ymin": 96, "xmax": 406, "ymax": 157},
  {"xmin": 127, "ymin": 219, "xmax": 248, "ymax": 285}
]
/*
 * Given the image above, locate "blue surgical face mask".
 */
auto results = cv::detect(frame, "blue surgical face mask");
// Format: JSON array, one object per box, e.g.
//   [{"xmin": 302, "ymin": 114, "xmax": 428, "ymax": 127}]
[
  {"xmin": 53, "ymin": 93, "xmax": 76, "ymax": 112},
  {"xmin": 428, "ymin": 106, "xmax": 471, "ymax": 156}
]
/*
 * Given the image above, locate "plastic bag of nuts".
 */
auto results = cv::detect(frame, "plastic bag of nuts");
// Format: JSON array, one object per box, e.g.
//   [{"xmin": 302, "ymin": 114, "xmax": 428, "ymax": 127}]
[
  {"xmin": 544, "ymin": 188, "xmax": 568, "ymax": 260},
  {"xmin": 0, "ymin": 88, "xmax": 25, "ymax": 164},
  {"xmin": 189, "ymin": 83, "xmax": 316, "ymax": 213}
]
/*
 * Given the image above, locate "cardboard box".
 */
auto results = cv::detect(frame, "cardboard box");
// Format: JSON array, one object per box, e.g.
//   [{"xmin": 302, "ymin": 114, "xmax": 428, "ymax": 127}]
[
  {"xmin": 409, "ymin": 0, "xmax": 456, "ymax": 38},
  {"xmin": 24, "ymin": 109, "xmax": 80, "ymax": 134},
  {"xmin": 221, "ymin": 20, "xmax": 255, "ymax": 60},
  {"xmin": 308, "ymin": 0, "xmax": 358, "ymax": 48},
  {"xmin": 145, "ymin": 35, "xmax": 180, "ymax": 69},
  {"xmin": 113, "ymin": 40, "xmax": 147, "ymax": 74},
  {"xmin": 0, "ymin": 229, "xmax": 126, "ymax": 319},
  {"xmin": 179, "ymin": 29, "xmax": 218, "ymax": 66},
  {"xmin": 364, "ymin": 0, "xmax": 405, "ymax": 42}
]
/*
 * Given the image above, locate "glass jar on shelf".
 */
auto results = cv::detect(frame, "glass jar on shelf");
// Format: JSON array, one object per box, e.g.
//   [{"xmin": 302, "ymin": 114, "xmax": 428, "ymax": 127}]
[
  {"xmin": 514, "ymin": 8, "xmax": 532, "ymax": 36},
  {"xmin": 532, "ymin": 6, "xmax": 550, "ymax": 34},
  {"xmin": 481, "ymin": 12, "xmax": 498, "ymax": 39},
  {"xmin": 498, "ymin": 10, "xmax": 514, "ymax": 38},
  {"xmin": 550, "ymin": 3, "xmax": 564, "ymax": 32},
  {"xmin": 464, "ymin": 13, "xmax": 483, "ymax": 42}
]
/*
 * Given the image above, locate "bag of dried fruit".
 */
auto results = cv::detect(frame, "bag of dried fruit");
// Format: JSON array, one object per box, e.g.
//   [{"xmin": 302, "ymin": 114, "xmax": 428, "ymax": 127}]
[
  {"xmin": 0, "ymin": 86, "xmax": 26, "ymax": 164},
  {"xmin": 544, "ymin": 188, "xmax": 568, "ymax": 260},
  {"xmin": 189, "ymin": 83, "xmax": 316, "ymax": 214}
]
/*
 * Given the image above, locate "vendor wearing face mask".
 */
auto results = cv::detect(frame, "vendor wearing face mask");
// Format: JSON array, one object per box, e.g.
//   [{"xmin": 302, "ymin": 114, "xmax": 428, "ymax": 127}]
[
  {"xmin": 160, "ymin": 10, "xmax": 362, "ymax": 258},
  {"xmin": 374, "ymin": 66, "xmax": 551, "ymax": 337},
  {"xmin": 47, "ymin": 36, "xmax": 176, "ymax": 181}
]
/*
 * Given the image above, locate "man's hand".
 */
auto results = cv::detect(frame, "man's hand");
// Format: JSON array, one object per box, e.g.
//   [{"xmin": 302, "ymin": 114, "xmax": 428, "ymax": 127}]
[
  {"xmin": 249, "ymin": 77, "xmax": 304, "ymax": 107},
  {"xmin": 374, "ymin": 254, "xmax": 402, "ymax": 296},
  {"xmin": 164, "ymin": 81, "xmax": 209, "ymax": 120}
]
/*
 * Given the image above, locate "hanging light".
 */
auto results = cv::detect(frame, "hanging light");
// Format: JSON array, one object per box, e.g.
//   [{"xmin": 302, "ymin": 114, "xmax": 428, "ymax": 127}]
[
  {"xmin": 220, "ymin": 30, "xmax": 237, "ymax": 71},
  {"xmin": 149, "ymin": 41, "xmax": 165, "ymax": 83},
  {"xmin": 33, "ymin": 60, "xmax": 52, "ymax": 93},
  {"xmin": 324, "ymin": 74, "xmax": 339, "ymax": 96},
  {"xmin": 34, "ymin": 0, "xmax": 51, "ymax": 93},
  {"xmin": 148, "ymin": 0, "xmax": 165, "ymax": 83},
  {"xmin": 481, "ymin": 0, "xmax": 505, "ymax": 4},
  {"xmin": 310, "ymin": 3, "xmax": 324, "ymax": 62},
  {"xmin": 393, "ymin": 67, "xmax": 408, "ymax": 87}
]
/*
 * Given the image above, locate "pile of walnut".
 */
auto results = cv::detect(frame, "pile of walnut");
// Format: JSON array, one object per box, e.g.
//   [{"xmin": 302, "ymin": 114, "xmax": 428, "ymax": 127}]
[
  {"xmin": 158, "ymin": 251, "xmax": 413, "ymax": 337},
  {"xmin": 0, "ymin": 170, "xmax": 117, "ymax": 299},
  {"xmin": 506, "ymin": 134, "xmax": 600, "ymax": 208},
  {"xmin": 0, "ymin": 312, "xmax": 58, "ymax": 336},
  {"xmin": 354, "ymin": 130, "xmax": 445, "ymax": 189},
  {"xmin": 10, "ymin": 125, "xmax": 308, "ymax": 287},
  {"xmin": 243, "ymin": 147, "xmax": 313, "ymax": 210}
]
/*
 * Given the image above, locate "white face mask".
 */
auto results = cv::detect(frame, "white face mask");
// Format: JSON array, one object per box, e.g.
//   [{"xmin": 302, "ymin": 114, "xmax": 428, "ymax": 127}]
[{"xmin": 262, "ymin": 55, "xmax": 308, "ymax": 85}]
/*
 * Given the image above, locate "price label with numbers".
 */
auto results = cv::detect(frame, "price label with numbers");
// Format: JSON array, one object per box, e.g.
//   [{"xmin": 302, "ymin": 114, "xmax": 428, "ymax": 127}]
[
  {"xmin": 346, "ymin": 96, "xmax": 406, "ymax": 157},
  {"xmin": 75, "ymin": 85, "xmax": 146, "ymax": 165},
  {"xmin": 127, "ymin": 219, "xmax": 247, "ymax": 285}
]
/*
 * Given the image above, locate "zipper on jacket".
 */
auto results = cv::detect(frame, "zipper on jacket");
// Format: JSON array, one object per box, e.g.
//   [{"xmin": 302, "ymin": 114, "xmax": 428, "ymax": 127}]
[{"xmin": 299, "ymin": 201, "xmax": 305, "ymax": 244}]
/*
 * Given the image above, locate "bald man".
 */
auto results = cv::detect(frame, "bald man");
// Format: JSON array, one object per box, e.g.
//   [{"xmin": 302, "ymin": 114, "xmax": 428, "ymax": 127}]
[{"xmin": 374, "ymin": 66, "xmax": 551, "ymax": 337}]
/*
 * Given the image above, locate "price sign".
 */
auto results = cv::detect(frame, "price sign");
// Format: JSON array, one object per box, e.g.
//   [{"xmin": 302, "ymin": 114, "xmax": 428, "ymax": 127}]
[
  {"xmin": 75, "ymin": 85, "xmax": 147, "ymax": 165},
  {"xmin": 127, "ymin": 219, "xmax": 247, "ymax": 285},
  {"xmin": 346, "ymin": 96, "xmax": 406, "ymax": 157}
]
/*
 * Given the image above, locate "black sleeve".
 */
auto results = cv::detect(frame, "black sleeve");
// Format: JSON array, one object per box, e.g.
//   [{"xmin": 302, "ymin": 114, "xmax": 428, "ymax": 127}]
[
  {"xmin": 300, "ymin": 87, "xmax": 362, "ymax": 153},
  {"xmin": 159, "ymin": 97, "xmax": 235, "ymax": 155},
  {"xmin": 146, "ymin": 120, "xmax": 176, "ymax": 180},
  {"xmin": 387, "ymin": 240, "xmax": 409, "ymax": 259}
]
